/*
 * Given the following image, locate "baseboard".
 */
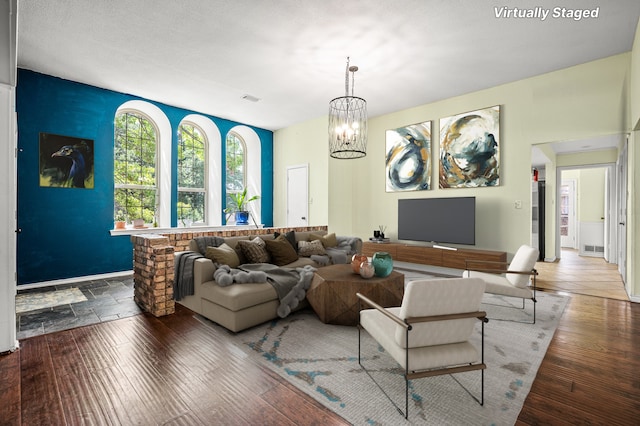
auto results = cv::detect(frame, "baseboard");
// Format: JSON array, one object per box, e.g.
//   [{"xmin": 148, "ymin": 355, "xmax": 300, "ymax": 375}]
[{"xmin": 17, "ymin": 270, "xmax": 133, "ymax": 290}]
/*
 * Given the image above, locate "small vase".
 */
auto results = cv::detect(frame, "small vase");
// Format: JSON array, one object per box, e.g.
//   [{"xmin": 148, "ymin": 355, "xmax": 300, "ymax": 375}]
[
  {"xmin": 359, "ymin": 261, "xmax": 375, "ymax": 279},
  {"xmin": 235, "ymin": 211, "xmax": 250, "ymax": 225},
  {"xmin": 351, "ymin": 254, "xmax": 368, "ymax": 274},
  {"xmin": 372, "ymin": 252, "xmax": 393, "ymax": 277}
]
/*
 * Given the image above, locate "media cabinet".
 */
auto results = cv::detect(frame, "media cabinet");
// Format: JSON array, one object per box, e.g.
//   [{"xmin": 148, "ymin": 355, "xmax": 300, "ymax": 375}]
[{"xmin": 361, "ymin": 241, "xmax": 507, "ymax": 270}]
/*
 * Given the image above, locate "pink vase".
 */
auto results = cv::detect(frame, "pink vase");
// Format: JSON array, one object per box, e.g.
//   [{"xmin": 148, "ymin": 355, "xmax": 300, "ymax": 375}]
[{"xmin": 359, "ymin": 261, "xmax": 375, "ymax": 279}]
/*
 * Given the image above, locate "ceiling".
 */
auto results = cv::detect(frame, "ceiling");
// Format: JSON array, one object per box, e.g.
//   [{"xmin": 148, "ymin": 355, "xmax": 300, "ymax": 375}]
[
  {"xmin": 531, "ymin": 134, "xmax": 625, "ymax": 167},
  {"xmin": 17, "ymin": 0, "xmax": 640, "ymax": 132}
]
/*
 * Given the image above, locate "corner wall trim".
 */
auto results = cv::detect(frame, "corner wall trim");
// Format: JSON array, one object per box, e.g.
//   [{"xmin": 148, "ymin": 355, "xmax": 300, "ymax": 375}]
[{"xmin": 17, "ymin": 270, "xmax": 133, "ymax": 290}]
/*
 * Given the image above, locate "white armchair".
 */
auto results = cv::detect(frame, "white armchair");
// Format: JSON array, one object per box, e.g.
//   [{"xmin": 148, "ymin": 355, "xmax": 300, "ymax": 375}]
[
  {"xmin": 463, "ymin": 244, "xmax": 539, "ymax": 323},
  {"xmin": 357, "ymin": 278, "xmax": 487, "ymax": 419}
]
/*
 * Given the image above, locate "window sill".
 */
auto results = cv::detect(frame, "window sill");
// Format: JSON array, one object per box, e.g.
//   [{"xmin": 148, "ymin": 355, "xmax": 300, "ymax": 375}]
[{"xmin": 109, "ymin": 224, "xmax": 263, "ymax": 237}]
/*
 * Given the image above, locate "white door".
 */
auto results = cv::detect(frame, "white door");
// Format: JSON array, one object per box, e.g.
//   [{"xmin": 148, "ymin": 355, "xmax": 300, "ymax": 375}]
[
  {"xmin": 560, "ymin": 179, "xmax": 577, "ymax": 248},
  {"xmin": 286, "ymin": 164, "xmax": 309, "ymax": 227}
]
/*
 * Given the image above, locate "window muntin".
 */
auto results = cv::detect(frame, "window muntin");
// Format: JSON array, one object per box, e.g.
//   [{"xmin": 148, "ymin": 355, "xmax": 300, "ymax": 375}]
[
  {"xmin": 114, "ymin": 111, "xmax": 158, "ymax": 223},
  {"xmin": 225, "ymin": 132, "xmax": 246, "ymax": 207},
  {"xmin": 178, "ymin": 122, "xmax": 206, "ymax": 225}
]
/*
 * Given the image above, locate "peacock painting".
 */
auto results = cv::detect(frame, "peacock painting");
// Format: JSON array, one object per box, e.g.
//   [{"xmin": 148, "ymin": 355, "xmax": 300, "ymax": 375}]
[{"xmin": 39, "ymin": 133, "xmax": 94, "ymax": 189}]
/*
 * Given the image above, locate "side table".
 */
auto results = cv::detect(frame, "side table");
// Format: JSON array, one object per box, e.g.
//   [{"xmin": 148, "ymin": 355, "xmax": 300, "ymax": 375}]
[{"xmin": 306, "ymin": 264, "xmax": 405, "ymax": 325}]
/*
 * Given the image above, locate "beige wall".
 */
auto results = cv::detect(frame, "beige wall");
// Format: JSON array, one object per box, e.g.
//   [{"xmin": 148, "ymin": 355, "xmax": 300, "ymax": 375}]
[
  {"xmin": 274, "ymin": 52, "xmax": 637, "ymax": 297},
  {"xmin": 272, "ymin": 116, "xmax": 329, "ymax": 227},
  {"xmin": 628, "ymin": 18, "xmax": 640, "ymax": 300},
  {"xmin": 276, "ymin": 53, "xmax": 628, "ymax": 243}
]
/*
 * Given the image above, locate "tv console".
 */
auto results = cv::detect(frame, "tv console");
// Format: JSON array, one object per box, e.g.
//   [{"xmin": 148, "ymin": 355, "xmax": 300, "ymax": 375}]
[{"xmin": 361, "ymin": 241, "xmax": 507, "ymax": 270}]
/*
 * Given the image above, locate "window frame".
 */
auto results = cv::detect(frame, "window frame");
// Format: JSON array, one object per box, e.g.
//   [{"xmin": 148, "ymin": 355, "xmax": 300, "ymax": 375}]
[
  {"xmin": 113, "ymin": 109, "xmax": 159, "ymax": 224},
  {"xmin": 177, "ymin": 121, "xmax": 208, "ymax": 226}
]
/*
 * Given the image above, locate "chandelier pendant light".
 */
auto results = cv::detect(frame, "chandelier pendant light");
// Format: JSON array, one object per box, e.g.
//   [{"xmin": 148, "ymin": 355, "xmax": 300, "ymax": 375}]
[{"xmin": 328, "ymin": 57, "xmax": 368, "ymax": 159}]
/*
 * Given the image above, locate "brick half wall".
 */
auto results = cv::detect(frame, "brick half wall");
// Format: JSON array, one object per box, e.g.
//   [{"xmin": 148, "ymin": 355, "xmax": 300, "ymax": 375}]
[{"xmin": 131, "ymin": 226, "xmax": 328, "ymax": 316}]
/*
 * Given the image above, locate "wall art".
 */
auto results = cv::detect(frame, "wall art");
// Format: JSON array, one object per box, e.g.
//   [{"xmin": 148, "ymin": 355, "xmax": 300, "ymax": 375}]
[
  {"xmin": 39, "ymin": 132, "xmax": 94, "ymax": 189},
  {"xmin": 385, "ymin": 121, "xmax": 431, "ymax": 192},
  {"xmin": 439, "ymin": 105, "xmax": 500, "ymax": 188}
]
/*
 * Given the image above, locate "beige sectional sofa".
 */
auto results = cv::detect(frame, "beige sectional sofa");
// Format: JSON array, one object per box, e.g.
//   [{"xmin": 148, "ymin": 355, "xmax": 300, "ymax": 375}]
[{"xmin": 175, "ymin": 230, "xmax": 362, "ymax": 332}]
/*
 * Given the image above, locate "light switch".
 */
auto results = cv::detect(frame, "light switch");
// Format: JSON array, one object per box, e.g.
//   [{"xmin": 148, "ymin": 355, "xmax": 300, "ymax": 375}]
[{"xmin": 515, "ymin": 200, "xmax": 523, "ymax": 209}]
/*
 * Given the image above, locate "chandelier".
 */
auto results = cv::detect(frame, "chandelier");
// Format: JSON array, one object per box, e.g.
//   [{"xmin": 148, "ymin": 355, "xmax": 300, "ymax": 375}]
[{"xmin": 328, "ymin": 57, "xmax": 368, "ymax": 159}]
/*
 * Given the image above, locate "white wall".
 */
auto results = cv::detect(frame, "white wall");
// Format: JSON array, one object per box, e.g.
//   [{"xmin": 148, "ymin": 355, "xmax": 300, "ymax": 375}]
[
  {"xmin": 0, "ymin": 0, "xmax": 17, "ymax": 353},
  {"xmin": 629, "ymin": 18, "xmax": 640, "ymax": 300},
  {"xmin": 275, "ymin": 53, "xmax": 630, "ymax": 259},
  {"xmin": 0, "ymin": 84, "xmax": 17, "ymax": 352}
]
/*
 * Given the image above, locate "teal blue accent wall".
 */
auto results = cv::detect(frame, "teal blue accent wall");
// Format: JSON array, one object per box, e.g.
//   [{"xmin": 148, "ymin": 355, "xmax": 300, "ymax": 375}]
[{"xmin": 16, "ymin": 69, "xmax": 273, "ymax": 284}]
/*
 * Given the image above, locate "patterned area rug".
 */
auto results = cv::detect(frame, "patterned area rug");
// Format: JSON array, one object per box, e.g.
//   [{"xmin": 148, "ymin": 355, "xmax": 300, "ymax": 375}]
[
  {"xmin": 16, "ymin": 288, "xmax": 88, "ymax": 314},
  {"xmin": 216, "ymin": 290, "xmax": 567, "ymax": 425}
]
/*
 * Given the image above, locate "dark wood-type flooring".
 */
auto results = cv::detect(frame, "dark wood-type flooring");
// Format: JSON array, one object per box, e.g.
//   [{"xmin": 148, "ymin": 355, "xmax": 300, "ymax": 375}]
[{"xmin": 1, "ymin": 250, "xmax": 638, "ymax": 425}]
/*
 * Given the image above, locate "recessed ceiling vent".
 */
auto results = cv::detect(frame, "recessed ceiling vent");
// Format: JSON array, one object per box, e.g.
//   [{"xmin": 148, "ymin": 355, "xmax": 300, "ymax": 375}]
[{"xmin": 242, "ymin": 94, "xmax": 261, "ymax": 102}]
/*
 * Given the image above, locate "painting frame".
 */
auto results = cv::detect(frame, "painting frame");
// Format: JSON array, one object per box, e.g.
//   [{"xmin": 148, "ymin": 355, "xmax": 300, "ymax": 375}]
[
  {"xmin": 439, "ymin": 105, "xmax": 500, "ymax": 189},
  {"xmin": 385, "ymin": 121, "xmax": 432, "ymax": 192},
  {"xmin": 39, "ymin": 132, "xmax": 95, "ymax": 189}
]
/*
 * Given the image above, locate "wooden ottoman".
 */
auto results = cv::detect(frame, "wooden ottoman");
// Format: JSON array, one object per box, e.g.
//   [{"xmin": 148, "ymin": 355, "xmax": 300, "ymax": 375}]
[{"xmin": 306, "ymin": 263, "xmax": 405, "ymax": 325}]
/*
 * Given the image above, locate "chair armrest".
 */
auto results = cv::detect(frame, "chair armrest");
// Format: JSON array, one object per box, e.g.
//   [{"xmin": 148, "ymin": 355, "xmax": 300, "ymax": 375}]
[
  {"xmin": 465, "ymin": 259, "xmax": 509, "ymax": 271},
  {"xmin": 465, "ymin": 259, "xmax": 538, "ymax": 276},
  {"xmin": 407, "ymin": 311, "xmax": 487, "ymax": 325},
  {"xmin": 356, "ymin": 292, "xmax": 409, "ymax": 329}
]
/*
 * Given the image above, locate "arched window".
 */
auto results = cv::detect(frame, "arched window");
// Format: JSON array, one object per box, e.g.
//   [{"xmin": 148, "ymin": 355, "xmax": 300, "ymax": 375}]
[
  {"xmin": 114, "ymin": 111, "xmax": 158, "ymax": 224},
  {"xmin": 226, "ymin": 131, "xmax": 246, "ymax": 206},
  {"xmin": 178, "ymin": 122, "xmax": 207, "ymax": 225}
]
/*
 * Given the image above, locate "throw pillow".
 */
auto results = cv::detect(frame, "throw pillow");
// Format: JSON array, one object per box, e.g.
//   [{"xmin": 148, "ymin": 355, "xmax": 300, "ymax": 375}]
[
  {"xmin": 274, "ymin": 230, "xmax": 297, "ymax": 252},
  {"xmin": 265, "ymin": 235, "xmax": 299, "ymax": 266},
  {"xmin": 204, "ymin": 243, "xmax": 240, "ymax": 268},
  {"xmin": 193, "ymin": 236, "xmax": 225, "ymax": 255},
  {"xmin": 309, "ymin": 232, "xmax": 338, "ymax": 248},
  {"xmin": 298, "ymin": 239, "xmax": 327, "ymax": 257},
  {"xmin": 237, "ymin": 239, "xmax": 271, "ymax": 263}
]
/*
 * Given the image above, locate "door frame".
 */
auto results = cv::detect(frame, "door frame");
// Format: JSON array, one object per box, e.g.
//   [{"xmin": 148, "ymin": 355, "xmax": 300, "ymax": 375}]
[{"xmin": 286, "ymin": 164, "xmax": 309, "ymax": 227}]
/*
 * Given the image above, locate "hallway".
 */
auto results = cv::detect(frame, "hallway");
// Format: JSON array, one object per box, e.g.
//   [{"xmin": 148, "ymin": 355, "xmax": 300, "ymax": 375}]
[{"xmin": 535, "ymin": 249, "xmax": 629, "ymax": 301}]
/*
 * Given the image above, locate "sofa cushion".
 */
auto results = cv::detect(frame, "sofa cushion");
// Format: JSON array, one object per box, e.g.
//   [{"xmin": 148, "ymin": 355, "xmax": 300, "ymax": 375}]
[
  {"xmin": 204, "ymin": 243, "xmax": 240, "ymax": 268},
  {"xmin": 274, "ymin": 230, "xmax": 297, "ymax": 252},
  {"xmin": 265, "ymin": 235, "xmax": 299, "ymax": 266},
  {"xmin": 309, "ymin": 232, "xmax": 338, "ymax": 248},
  {"xmin": 298, "ymin": 239, "xmax": 327, "ymax": 256},
  {"xmin": 237, "ymin": 238, "xmax": 271, "ymax": 263},
  {"xmin": 283, "ymin": 257, "xmax": 319, "ymax": 268},
  {"xmin": 199, "ymin": 281, "xmax": 277, "ymax": 312}
]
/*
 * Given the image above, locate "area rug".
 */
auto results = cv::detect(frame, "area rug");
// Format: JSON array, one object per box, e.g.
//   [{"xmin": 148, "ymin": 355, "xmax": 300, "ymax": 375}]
[
  {"xmin": 215, "ymin": 291, "xmax": 567, "ymax": 425},
  {"xmin": 15, "ymin": 288, "xmax": 88, "ymax": 314}
]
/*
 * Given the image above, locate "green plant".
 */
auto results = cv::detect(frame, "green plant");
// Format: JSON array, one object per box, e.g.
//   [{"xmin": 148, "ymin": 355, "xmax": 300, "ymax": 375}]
[
  {"xmin": 114, "ymin": 210, "xmax": 127, "ymax": 222},
  {"xmin": 225, "ymin": 188, "xmax": 260, "ymax": 213}
]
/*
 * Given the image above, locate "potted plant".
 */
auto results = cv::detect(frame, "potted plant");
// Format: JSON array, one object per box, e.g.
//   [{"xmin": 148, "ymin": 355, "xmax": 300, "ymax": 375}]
[
  {"xmin": 225, "ymin": 188, "xmax": 260, "ymax": 225},
  {"xmin": 114, "ymin": 210, "xmax": 127, "ymax": 229}
]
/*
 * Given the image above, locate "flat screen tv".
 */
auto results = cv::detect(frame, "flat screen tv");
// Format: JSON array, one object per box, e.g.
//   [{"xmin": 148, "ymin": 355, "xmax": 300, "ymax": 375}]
[{"xmin": 398, "ymin": 197, "xmax": 475, "ymax": 245}]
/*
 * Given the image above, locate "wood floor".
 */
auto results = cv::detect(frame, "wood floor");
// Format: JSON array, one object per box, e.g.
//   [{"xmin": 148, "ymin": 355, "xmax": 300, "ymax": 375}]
[{"xmin": 1, "ymin": 250, "xmax": 638, "ymax": 425}]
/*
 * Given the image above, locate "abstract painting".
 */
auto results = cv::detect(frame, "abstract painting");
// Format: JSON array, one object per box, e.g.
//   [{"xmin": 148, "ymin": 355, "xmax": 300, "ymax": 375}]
[
  {"xmin": 385, "ymin": 121, "xmax": 431, "ymax": 192},
  {"xmin": 39, "ymin": 133, "xmax": 94, "ymax": 189},
  {"xmin": 439, "ymin": 105, "xmax": 500, "ymax": 188}
]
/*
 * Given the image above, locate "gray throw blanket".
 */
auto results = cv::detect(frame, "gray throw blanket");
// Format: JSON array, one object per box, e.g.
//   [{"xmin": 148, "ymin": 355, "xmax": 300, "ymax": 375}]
[
  {"xmin": 193, "ymin": 236, "xmax": 225, "ymax": 255},
  {"xmin": 174, "ymin": 252, "xmax": 204, "ymax": 301},
  {"xmin": 239, "ymin": 263, "xmax": 317, "ymax": 318}
]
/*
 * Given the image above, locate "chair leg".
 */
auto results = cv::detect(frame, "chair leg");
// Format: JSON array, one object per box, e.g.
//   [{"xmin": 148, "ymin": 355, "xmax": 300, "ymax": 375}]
[
  {"xmin": 357, "ymin": 325, "xmax": 362, "ymax": 366},
  {"xmin": 404, "ymin": 375, "xmax": 409, "ymax": 419},
  {"xmin": 481, "ymin": 369, "xmax": 484, "ymax": 406}
]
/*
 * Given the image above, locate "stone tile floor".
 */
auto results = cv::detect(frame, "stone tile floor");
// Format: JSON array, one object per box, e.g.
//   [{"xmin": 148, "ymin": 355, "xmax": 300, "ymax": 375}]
[{"xmin": 16, "ymin": 275, "xmax": 141, "ymax": 340}]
